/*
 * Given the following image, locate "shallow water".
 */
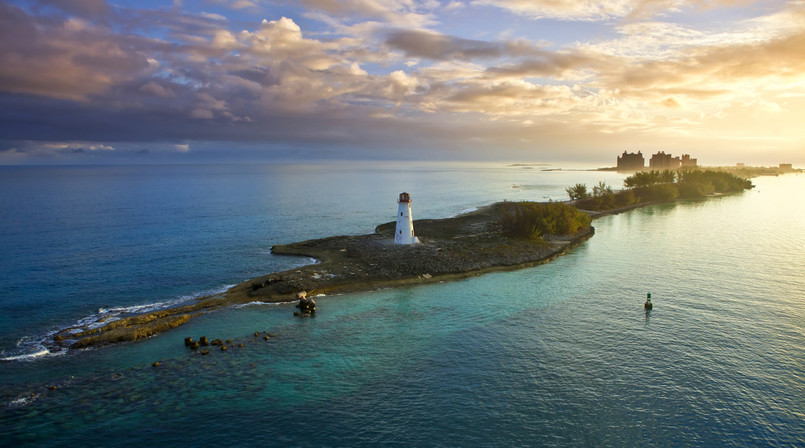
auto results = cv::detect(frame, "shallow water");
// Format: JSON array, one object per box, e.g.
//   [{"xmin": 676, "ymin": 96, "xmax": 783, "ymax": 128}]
[{"xmin": 1, "ymin": 164, "xmax": 803, "ymax": 446}]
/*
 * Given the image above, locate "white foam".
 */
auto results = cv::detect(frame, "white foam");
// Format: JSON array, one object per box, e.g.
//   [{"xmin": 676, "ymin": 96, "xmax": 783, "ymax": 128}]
[
  {"xmin": 8, "ymin": 394, "xmax": 37, "ymax": 408},
  {"xmin": 2, "ymin": 284, "xmax": 235, "ymax": 362},
  {"xmin": 233, "ymin": 300, "xmax": 295, "ymax": 309},
  {"xmin": 0, "ymin": 336, "xmax": 65, "ymax": 362},
  {"xmin": 449, "ymin": 207, "xmax": 478, "ymax": 218},
  {"xmin": 88, "ymin": 284, "xmax": 235, "ymax": 325}
]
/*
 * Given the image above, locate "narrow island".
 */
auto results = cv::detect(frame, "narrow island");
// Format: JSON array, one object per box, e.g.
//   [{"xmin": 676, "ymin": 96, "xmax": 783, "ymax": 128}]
[{"xmin": 47, "ymin": 168, "xmax": 756, "ymax": 351}]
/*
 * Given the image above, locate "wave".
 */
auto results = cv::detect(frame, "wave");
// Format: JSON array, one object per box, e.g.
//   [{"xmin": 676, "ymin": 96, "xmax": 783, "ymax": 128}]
[
  {"xmin": 8, "ymin": 393, "xmax": 38, "ymax": 408},
  {"xmin": 1, "ymin": 284, "xmax": 235, "ymax": 362},
  {"xmin": 0, "ymin": 335, "xmax": 66, "ymax": 362},
  {"xmin": 233, "ymin": 300, "xmax": 295, "ymax": 309},
  {"xmin": 449, "ymin": 207, "xmax": 478, "ymax": 218}
]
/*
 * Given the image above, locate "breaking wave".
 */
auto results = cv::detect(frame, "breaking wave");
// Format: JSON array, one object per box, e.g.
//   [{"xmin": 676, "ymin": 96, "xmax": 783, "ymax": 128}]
[
  {"xmin": 0, "ymin": 284, "xmax": 234, "ymax": 362},
  {"xmin": 233, "ymin": 300, "xmax": 296, "ymax": 309}
]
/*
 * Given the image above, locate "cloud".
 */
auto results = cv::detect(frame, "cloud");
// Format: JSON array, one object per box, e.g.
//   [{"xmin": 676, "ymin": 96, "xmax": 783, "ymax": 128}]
[
  {"xmin": 444, "ymin": 1, "xmax": 465, "ymax": 11},
  {"xmin": 191, "ymin": 109, "xmax": 215, "ymax": 119},
  {"xmin": 385, "ymin": 30, "xmax": 506, "ymax": 60},
  {"xmin": 1, "ymin": 0, "xmax": 804, "ymax": 164},
  {"xmin": 473, "ymin": 0, "xmax": 760, "ymax": 21},
  {"xmin": 0, "ymin": 3, "xmax": 155, "ymax": 101},
  {"xmin": 287, "ymin": 0, "xmax": 437, "ymax": 27},
  {"xmin": 602, "ymin": 29, "xmax": 805, "ymax": 100}
]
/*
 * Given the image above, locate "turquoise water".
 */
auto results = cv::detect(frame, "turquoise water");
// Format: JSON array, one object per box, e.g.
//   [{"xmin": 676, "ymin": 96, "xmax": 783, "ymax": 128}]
[{"xmin": 1, "ymin": 164, "xmax": 803, "ymax": 446}]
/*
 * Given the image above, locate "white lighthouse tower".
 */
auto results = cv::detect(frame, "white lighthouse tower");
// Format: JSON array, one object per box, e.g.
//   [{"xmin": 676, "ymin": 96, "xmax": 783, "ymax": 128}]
[{"xmin": 394, "ymin": 192, "xmax": 419, "ymax": 244}]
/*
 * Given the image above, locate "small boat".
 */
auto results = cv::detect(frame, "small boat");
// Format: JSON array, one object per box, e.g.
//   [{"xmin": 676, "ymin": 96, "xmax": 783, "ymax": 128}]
[{"xmin": 644, "ymin": 292, "xmax": 653, "ymax": 310}]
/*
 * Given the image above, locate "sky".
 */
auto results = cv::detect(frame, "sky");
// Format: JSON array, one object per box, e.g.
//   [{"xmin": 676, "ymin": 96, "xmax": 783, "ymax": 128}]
[{"xmin": 1, "ymin": 0, "xmax": 804, "ymax": 165}]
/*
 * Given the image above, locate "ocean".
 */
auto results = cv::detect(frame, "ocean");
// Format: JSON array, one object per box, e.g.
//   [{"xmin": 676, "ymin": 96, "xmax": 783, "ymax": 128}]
[{"xmin": 1, "ymin": 163, "xmax": 803, "ymax": 446}]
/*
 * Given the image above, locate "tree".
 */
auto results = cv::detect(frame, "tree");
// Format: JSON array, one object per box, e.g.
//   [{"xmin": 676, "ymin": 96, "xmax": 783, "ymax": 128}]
[
  {"xmin": 592, "ymin": 181, "xmax": 613, "ymax": 197},
  {"xmin": 659, "ymin": 170, "xmax": 676, "ymax": 184},
  {"xmin": 565, "ymin": 183, "xmax": 589, "ymax": 201},
  {"xmin": 497, "ymin": 201, "xmax": 590, "ymax": 240}
]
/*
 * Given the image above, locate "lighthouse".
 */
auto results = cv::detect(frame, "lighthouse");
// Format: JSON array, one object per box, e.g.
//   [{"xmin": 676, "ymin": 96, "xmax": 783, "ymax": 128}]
[{"xmin": 394, "ymin": 192, "xmax": 419, "ymax": 245}]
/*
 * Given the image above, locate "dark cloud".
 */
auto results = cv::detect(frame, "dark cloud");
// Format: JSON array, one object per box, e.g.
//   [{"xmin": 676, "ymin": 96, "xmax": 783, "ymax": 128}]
[
  {"xmin": 485, "ymin": 51, "xmax": 603, "ymax": 78},
  {"xmin": 385, "ymin": 30, "xmax": 506, "ymax": 60},
  {"xmin": 0, "ymin": 3, "xmax": 154, "ymax": 100}
]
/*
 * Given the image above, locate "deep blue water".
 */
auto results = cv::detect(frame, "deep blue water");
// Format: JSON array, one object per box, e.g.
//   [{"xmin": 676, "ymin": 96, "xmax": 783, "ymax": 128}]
[{"xmin": 1, "ymin": 163, "xmax": 803, "ymax": 447}]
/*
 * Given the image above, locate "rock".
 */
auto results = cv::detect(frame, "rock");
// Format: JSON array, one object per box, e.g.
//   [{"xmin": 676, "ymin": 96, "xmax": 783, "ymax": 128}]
[
  {"xmin": 254, "ymin": 331, "xmax": 259, "ymax": 337},
  {"xmin": 264, "ymin": 335, "xmax": 270, "ymax": 340},
  {"xmin": 295, "ymin": 293, "xmax": 317, "ymax": 314},
  {"xmin": 293, "ymin": 311, "xmax": 301, "ymax": 317},
  {"xmin": 225, "ymin": 340, "xmax": 233, "ymax": 344},
  {"xmin": 221, "ymin": 345, "xmax": 227, "ymax": 351},
  {"xmin": 238, "ymin": 343, "xmax": 244, "ymax": 348},
  {"xmin": 190, "ymin": 341, "xmax": 199, "ymax": 350},
  {"xmin": 152, "ymin": 362, "xmax": 160, "ymax": 367},
  {"xmin": 184, "ymin": 337, "xmax": 193, "ymax": 346},
  {"xmin": 211, "ymin": 339, "xmax": 223, "ymax": 346},
  {"xmin": 200, "ymin": 350, "xmax": 209, "ymax": 355},
  {"xmin": 200, "ymin": 336, "xmax": 209, "ymax": 346}
]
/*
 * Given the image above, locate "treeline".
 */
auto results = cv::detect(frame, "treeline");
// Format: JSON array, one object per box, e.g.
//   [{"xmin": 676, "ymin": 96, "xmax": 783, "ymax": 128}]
[
  {"xmin": 497, "ymin": 201, "xmax": 591, "ymax": 240},
  {"xmin": 567, "ymin": 169, "xmax": 753, "ymax": 212}
]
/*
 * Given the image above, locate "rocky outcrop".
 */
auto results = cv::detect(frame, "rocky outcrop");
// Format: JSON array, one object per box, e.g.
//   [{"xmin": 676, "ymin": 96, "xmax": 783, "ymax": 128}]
[
  {"xmin": 294, "ymin": 291, "xmax": 316, "ymax": 316},
  {"xmin": 53, "ymin": 202, "xmax": 596, "ymax": 350}
]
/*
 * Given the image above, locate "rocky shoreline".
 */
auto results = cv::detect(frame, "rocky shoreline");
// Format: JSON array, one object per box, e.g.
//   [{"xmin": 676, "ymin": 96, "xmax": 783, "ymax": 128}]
[{"xmin": 48, "ymin": 202, "xmax": 596, "ymax": 351}]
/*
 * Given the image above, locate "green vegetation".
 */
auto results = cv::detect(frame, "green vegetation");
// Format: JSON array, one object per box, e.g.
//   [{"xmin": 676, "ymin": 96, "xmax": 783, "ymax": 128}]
[
  {"xmin": 676, "ymin": 169, "xmax": 754, "ymax": 197},
  {"xmin": 573, "ymin": 181, "xmax": 623, "ymax": 210},
  {"xmin": 565, "ymin": 183, "xmax": 589, "ymax": 200},
  {"xmin": 497, "ymin": 201, "xmax": 591, "ymax": 240},
  {"xmin": 710, "ymin": 165, "xmax": 802, "ymax": 177},
  {"xmin": 570, "ymin": 169, "xmax": 754, "ymax": 212}
]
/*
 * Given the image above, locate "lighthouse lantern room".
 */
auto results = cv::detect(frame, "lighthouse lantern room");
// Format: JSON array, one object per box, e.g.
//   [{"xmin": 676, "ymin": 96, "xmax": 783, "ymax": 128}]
[{"xmin": 394, "ymin": 192, "xmax": 419, "ymax": 245}]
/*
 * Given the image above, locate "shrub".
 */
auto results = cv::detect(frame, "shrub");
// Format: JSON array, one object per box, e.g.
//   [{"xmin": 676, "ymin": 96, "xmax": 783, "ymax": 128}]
[
  {"xmin": 677, "ymin": 181, "xmax": 715, "ymax": 199},
  {"xmin": 565, "ymin": 183, "xmax": 589, "ymax": 200},
  {"xmin": 498, "ymin": 201, "xmax": 591, "ymax": 240},
  {"xmin": 615, "ymin": 189, "xmax": 636, "ymax": 206},
  {"xmin": 635, "ymin": 184, "xmax": 679, "ymax": 202},
  {"xmin": 675, "ymin": 169, "xmax": 753, "ymax": 193}
]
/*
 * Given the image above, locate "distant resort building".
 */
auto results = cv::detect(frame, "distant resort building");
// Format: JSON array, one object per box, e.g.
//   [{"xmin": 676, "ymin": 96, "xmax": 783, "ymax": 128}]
[
  {"xmin": 680, "ymin": 154, "xmax": 697, "ymax": 168},
  {"xmin": 780, "ymin": 163, "xmax": 793, "ymax": 171},
  {"xmin": 649, "ymin": 151, "xmax": 679, "ymax": 170},
  {"xmin": 648, "ymin": 152, "xmax": 697, "ymax": 170},
  {"xmin": 616, "ymin": 151, "xmax": 645, "ymax": 171},
  {"xmin": 618, "ymin": 151, "xmax": 697, "ymax": 171}
]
